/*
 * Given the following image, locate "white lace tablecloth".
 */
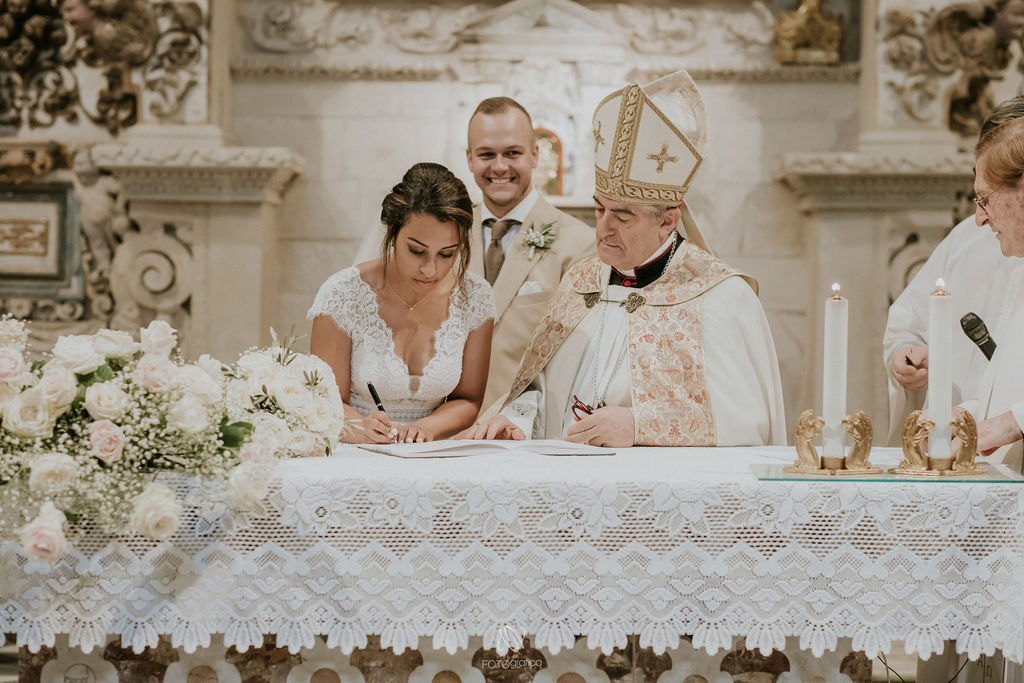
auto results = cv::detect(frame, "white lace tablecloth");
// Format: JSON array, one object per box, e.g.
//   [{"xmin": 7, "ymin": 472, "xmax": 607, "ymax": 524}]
[{"xmin": 3, "ymin": 445, "xmax": 1024, "ymax": 664}]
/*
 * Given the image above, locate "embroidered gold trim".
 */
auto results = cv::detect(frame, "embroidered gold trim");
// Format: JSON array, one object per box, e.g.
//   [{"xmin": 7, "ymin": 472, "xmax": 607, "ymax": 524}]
[{"xmin": 593, "ymin": 80, "xmax": 705, "ymax": 205}]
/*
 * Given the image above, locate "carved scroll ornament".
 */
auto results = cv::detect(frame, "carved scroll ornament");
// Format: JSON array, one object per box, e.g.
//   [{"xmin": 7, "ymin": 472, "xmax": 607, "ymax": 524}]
[
  {"xmin": 0, "ymin": 1, "xmax": 207, "ymax": 136},
  {"xmin": 883, "ymin": 0, "xmax": 1024, "ymax": 137}
]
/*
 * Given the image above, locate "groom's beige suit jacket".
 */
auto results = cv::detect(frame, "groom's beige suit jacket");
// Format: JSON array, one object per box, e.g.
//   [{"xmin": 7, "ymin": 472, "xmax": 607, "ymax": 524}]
[{"xmin": 469, "ymin": 194, "xmax": 595, "ymax": 416}]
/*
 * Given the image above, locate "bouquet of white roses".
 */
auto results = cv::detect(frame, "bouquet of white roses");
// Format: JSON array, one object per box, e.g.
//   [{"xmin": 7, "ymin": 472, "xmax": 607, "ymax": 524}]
[
  {"xmin": 0, "ymin": 318, "xmax": 346, "ymax": 565},
  {"xmin": 224, "ymin": 329, "xmax": 347, "ymax": 463}
]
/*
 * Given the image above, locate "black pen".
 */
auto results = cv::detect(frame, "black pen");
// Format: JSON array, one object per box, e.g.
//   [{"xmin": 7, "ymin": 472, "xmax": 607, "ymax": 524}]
[{"xmin": 367, "ymin": 382, "xmax": 386, "ymax": 413}]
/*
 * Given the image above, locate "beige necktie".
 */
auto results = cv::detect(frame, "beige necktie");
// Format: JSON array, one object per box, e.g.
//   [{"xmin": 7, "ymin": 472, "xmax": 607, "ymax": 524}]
[{"xmin": 484, "ymin": 218, "xmax": 519, "ymax": 285}]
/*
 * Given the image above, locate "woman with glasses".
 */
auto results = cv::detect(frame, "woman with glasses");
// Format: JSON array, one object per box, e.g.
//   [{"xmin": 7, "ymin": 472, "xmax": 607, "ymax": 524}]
[
  {"xmin": 883, "ymin": 96, "xmax": 1024, "ymax": 445},
  {"xmin": 949, "ymin": 112, "xmax": 1024, "ymax": 468}
]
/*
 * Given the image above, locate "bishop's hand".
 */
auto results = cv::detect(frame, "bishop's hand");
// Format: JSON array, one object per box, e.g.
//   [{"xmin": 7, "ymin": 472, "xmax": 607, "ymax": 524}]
[
  {"xmin": 565, "ymin": 406, "xmax": 635, "ymax": 448},
  {"xmin": 455, "ymin": 416, "xmax": 525, "ymax": 440}
]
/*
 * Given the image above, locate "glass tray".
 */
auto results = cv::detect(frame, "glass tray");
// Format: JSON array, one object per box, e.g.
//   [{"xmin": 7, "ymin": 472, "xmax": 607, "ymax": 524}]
[{"xmin": 752, "ymin": 462, "xmax": 1024, "ymax": 483}]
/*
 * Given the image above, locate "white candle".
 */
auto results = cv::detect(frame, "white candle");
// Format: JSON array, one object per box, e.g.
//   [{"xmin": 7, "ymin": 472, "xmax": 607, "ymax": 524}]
[
  {"xmin": 928, "ymin": 278, "xmax": 953, "ymax": 462},
  {"xmin": 822, "ymin": 283, "xmax": 848, "ymax": 460}
]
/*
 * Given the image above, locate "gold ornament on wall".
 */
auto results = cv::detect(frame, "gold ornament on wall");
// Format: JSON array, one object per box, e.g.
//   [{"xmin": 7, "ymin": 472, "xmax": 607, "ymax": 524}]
[{"xmin": 773, "ymin": 0, "xmax": 843, "ymax": 65}]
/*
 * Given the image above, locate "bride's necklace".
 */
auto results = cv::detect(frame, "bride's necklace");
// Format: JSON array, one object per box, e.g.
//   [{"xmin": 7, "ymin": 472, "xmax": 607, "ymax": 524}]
[{"xmin": 386, "ymin": 278, "xmax": 429, "ymax": 311}]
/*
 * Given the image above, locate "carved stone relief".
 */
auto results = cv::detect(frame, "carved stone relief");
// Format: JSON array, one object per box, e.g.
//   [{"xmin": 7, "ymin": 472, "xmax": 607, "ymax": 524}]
[
  {"xmin": 882, "ymin": 0, "xmax": 1024, "ymax": 137},
  {"xmin": 244, "ymin": 1, "xmax": 484, "ymax": 55},
  {"xmin": 0, "ymin": 0, "xmax": 208, "ymax": 136},
  {"xmin": 235, "ymin": 0, "xmax": 853, "ymax": 83}
]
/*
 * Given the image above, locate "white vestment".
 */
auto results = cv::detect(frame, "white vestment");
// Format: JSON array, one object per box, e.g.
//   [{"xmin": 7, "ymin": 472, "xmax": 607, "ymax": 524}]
[
  {"xmin": 884, "ymin": 216, "xmax": 1024, "ymax": 443},
  {"xmin": 960, "ymin": 266, "xmax": 1024, "ymax": 471},
  {"xmin": 503, "ymin": 274, "xmax": 786, "ymax": 445}
]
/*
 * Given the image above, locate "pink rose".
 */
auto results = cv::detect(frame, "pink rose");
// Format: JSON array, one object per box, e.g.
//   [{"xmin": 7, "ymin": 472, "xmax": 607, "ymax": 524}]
[
  {"xmin": 0, "ymin": 346, "xmax": 26, "ymax": 383},
  {"xmin": 133, "ymin": 354, "xmax": 176, "ymax": 393},
  {"xmin": 88, "ymin": 419, "xmax": 125, "ymax": 464},
  {"xmin": 20, "ymin": 501, "xmax": 68, "ymax": 564}
]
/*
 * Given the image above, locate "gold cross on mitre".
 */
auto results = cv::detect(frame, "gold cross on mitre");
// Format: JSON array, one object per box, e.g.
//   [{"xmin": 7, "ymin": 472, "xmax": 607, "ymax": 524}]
[
  {"xmin": 593, "ymin": 120, "xmax": 606, "ymax": 154},
  {"xmin": 647, "ymin": 143, "xmax": 677, "ymax": 174}
]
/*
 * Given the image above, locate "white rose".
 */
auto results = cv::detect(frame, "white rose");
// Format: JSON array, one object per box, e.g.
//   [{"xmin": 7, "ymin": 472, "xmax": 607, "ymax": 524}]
[
  {"xmin": 196, "ymin": 354, "xmax": 225, "ymax": 385},
  {"xmin": 168, "ymin": 399, "xmax": 209, "ymax": 435},
  {"xmin": 286, "ymin": 353, "xmax": 334, "ymax": 386},
  {"xmin": 139, "ymin": 320, "xmax": 177, "ymax": 357},
  {"xmin": 28, "ymin": 452, "xmax": 78, "ymax": 495},
  {"xmin": 227, "ymin": 462, "xmax": 270, "ymax": 510},
  {"xmin": 92, "ymin": 328, "xmax": 140, "ymax": 360},
  {"xmin": 0, "ymin": 382, "xmax": 17, "ymax": 409},
  {"xmin": 225, "ymin": 378, "xmax": 253, "ymax": 413},
  {"xmin": 236, "ymin": 349, "xmax": 277, "ymax": 375},
  {"xmin": 175, "ymin": 365, "xmax": 223, "ymax": 405},
  {"xmin": 0, "ymin": 346, "xmax": 26, "ymax": 383},
  {"xmin": 84, "ymin": 382, "xmax": 128, "ymax": 421},
  {"xmin": 3, "ymin": 388, "xmax": 56, "ymax": 438},
  {"xmin": 88, "ymin": 419, "xmax": 125, "ymax": 464},
  {"xmin": 250, "ymin": 412, "xmax": 290, "ymax": 449},
  {"xmin": 239, "ymin": 436, "xmax": 277, "ymax": 464},
  {"xmin": 303, "ymin": 397, "xmax": 334, "ymax": 434},
  {"xmin": 38, "ymin": 364, "xmax": 77, "ymax": 411},
  {"xmin": 52, "ymin": 335, "xmax": 104, "ymax": 375},
  {"xmin": 273, "ymin": 380, "xmax": 316, "ymax": 420},
  {"xmin": 289, "ymin": 428, "xmax": 323, "ymax": 457},
  {"xmin": 0, "ymin": 318, "xmax": 27, "ymax": 350},
  {"xmin": 133, "ymin": 355, "xmax": 176, "ymax": 393},
  {"xmin": 131, "ymin": 483, "xmax": 182, "ymax": 541},
  {"xmin": 248, "ymin": 363, "xmax": 289, "ymax": 394},
  {"xmin": 20, "ymin": 502, "xmax": 68, "ymax": 564}
]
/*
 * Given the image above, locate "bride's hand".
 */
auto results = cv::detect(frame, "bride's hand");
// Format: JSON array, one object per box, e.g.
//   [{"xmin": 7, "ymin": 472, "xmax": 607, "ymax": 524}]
[
  {"xmin": 397, "ymin": 423, "xmax": 434, "ymax": 443},
  {"xmin": 363, "ymin": 411, "xmax": 398, "ymax": 443}
]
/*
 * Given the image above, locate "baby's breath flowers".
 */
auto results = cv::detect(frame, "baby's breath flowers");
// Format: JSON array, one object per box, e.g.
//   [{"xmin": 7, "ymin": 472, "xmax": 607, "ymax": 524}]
[{"xmin": 0, "ymin": 318, "xmax": 348, "ymax": 564}]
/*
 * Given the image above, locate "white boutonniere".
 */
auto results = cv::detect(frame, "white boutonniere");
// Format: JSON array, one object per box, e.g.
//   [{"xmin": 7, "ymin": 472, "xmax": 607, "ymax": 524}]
[{"xmin": 522, "ymin": 221, "xmax": 556, "ymax": 259}]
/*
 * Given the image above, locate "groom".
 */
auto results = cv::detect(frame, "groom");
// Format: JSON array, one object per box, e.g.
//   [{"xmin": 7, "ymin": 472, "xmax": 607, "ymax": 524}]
[{"xmin": 465, "ymin": 97, "xmax": 595, "ymax": 415}]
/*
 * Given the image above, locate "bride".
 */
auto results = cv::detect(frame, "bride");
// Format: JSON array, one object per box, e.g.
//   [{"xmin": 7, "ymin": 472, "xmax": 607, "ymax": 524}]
[{"xmin": 308, "ymin": 163, "xmax": 495, "ymax": 443}]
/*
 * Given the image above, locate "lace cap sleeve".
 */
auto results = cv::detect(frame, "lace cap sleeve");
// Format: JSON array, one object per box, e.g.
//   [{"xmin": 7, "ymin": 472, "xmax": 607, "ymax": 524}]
[
  {"xmin": 307, "ymin": 267, "xmax": 365, "ymax": 336},
  {"xmin": 462, "ymin": 272, "xmax": 497, "ymax": 331}
]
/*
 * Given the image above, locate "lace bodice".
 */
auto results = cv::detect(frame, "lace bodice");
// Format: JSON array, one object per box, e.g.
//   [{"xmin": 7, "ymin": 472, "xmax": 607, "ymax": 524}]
[{"xmin": 308, "ymin": 267, "xmax": 495, "ymax": 422}]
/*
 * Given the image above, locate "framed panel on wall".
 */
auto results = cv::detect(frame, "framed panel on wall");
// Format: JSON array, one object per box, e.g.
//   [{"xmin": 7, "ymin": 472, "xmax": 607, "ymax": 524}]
[{"xmin": 0, "ymin": 183, "xmax": 83, "ymax": 300}]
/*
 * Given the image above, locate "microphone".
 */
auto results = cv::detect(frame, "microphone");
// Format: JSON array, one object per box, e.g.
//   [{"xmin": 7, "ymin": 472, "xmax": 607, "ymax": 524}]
[{"xmin": 960, "ymin": 312, "xmax": 997, "ymax": 360}]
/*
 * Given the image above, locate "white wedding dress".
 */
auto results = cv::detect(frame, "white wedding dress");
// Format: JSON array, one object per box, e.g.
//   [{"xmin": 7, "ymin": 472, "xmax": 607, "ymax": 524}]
[{"xmin": 308, "ymin": 267, "xmax": 496, "ymax": 422}]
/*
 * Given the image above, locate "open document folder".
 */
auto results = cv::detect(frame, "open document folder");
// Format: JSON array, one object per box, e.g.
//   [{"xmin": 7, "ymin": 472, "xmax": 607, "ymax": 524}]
[{"xmin": 358, "ymin": 439, "xmax": 615, "ymax": 458}]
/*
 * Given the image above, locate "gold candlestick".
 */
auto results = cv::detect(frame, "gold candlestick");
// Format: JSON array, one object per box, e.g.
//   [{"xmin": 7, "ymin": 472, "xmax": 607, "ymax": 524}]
[
  {"xmin": 785, "ymin": 409, "xmax": 881, "ymax": 475},
  {"xmin": 890, "ymin": 408, "xmax": 985, "ymax": 476}
]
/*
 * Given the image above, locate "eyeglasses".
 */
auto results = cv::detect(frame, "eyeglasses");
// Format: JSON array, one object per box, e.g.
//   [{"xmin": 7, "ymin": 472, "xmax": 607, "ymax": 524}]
[
  {"xmin": 974, "ymin": 186, "xmax": 1002, "ymax": 212},
  {"xmin": 571, "ymin": 394, "xmax": 596, "ymax": 421}
]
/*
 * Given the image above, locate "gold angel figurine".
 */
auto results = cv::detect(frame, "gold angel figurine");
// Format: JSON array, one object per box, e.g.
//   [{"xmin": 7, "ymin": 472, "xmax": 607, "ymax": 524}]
[
  {"xmin": 896, "ymin": 409, "xmax": 933, "ymax": 471},
  {"xmin": 952, "ymin": 408, "xmax": 983, "ymax": 473},
  {"xmin": 792, "ymin": 408, "xmax": 825, "ymax": 470},
  {"xmin": 842, "ymin": 410, "xmax": 874, "ymax": 470}
]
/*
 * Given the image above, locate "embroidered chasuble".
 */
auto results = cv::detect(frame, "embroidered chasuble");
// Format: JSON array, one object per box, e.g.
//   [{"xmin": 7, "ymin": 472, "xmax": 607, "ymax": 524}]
[{"xmin": 502, "ymin": 241, "xmax": 786, "ymax": 446}]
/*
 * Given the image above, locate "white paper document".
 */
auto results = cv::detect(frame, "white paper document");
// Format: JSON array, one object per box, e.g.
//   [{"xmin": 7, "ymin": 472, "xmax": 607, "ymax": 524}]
[{"xmin": 358, "ymin": 439, "xmax": 615, "ymax": 458}]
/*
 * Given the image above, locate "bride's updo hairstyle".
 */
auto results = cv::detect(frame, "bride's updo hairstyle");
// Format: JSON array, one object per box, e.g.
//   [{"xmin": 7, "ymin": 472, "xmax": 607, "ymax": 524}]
[{"xmin": 380, "ymin": 162, "xmax": 474, "ymax": 283}]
